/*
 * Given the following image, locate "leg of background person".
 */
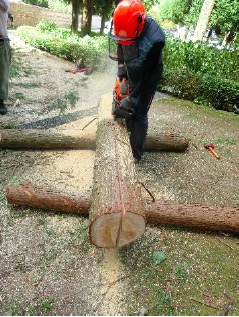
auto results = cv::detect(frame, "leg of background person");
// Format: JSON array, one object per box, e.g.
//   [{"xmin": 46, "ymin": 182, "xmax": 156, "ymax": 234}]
[{"xmin": 0, "ymin": 40, "xmax": 11, "ymax": 114}]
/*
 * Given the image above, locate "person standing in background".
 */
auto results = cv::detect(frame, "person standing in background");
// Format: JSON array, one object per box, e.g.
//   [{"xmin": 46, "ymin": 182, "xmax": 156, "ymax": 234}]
[{"xmin": 0, "ymin": 0, "xmax": 11, "ymax": 115}]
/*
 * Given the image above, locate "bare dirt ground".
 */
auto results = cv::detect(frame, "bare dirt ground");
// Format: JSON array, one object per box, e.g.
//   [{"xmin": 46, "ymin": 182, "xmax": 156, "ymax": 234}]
[{"xmin": 0, "ymin": 32, "xmax": 238, "ymax": 316}]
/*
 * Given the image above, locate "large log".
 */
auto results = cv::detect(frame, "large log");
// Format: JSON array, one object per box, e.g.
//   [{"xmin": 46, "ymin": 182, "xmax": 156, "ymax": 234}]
[
  {"xmin": 5, "ymin": 183, "xmax": 239, "ymax": 233},
  {"xmin": 0, "ymin": 129, "xmax": 189, "ymax": 152},
  {"xmin": 89, "ymin": 94, "xmax": 146, "ymax": 248}
]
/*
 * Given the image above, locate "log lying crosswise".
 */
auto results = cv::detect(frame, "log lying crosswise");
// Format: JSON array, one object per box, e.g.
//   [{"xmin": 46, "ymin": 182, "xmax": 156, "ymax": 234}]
[
  {"xmin": 89, "ymin": 94, "xmax": 146, "ymax": 248},
  {"xmin": 6, "ymin": 183, "xmax": 91, "ymax": 215},
  {"xmin": 0, "ymin": 129, "xmax": 97, "ymax": 150},
  {"xmin": 0, "ymin": 129, "xmax": 189, "ymax": 152},
  {"xmin": 6, "ymin": 183, "xmax": 239, "ymax": 233}
]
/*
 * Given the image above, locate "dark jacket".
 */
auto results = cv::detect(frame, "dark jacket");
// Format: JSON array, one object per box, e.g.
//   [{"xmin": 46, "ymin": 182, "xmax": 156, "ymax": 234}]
[{"xmin": 118, "ymin": 16, "xmax": 165, "ymax": 98}]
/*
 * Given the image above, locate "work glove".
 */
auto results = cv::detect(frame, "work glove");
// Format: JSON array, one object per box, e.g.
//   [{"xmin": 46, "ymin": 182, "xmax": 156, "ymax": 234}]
[
  {"xmin": 119, "ymin": 97, "xmax": 135, "ymax": 118},
  {"xmin": 117, "ymin": 65, "xmax": 128, "ymax": 80}
]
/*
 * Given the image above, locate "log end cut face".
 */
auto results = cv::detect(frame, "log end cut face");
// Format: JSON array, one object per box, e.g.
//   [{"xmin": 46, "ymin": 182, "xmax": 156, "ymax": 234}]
[{"xmin": 90, "ymin": 211, "xmax": 146, "ymax": 248}]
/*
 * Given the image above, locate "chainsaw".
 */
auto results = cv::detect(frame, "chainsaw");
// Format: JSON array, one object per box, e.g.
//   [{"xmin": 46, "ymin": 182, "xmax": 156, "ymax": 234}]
[{"xmin": 112, "ymin": 77, "xmax": 131, "ymax": 118}]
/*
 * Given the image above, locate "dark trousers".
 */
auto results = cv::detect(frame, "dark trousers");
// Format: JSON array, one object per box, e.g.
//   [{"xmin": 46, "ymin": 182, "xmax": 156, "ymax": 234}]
[
  {"xmin": 126, "ymin": 82, "xmax": 158, "ymax": 160},
  {"xmin": 0, "ymin": 39, "xmax": 11, "ymax": 101}
]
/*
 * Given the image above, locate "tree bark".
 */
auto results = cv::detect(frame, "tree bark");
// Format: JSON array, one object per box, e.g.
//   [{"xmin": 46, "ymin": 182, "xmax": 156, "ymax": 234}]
[
  {"xmin": 6, "ymin": 183, "xmax": 91, "ymax": 215},
  {"xmin": 81, "ymin": 0, "xmax": 93, "ymax": 36},
  {"xmin": 89, "ymin": 94, "xmax": 146, "ymax": 248},
  {"xmin": 0, "ymin": 129, "xmax": 96, "ymax": 150},
  {"xmin": 6, "ymin": 183, "xmax": 239, "ymax": 233},
  {"xmin": 145, "ymin": 133, "xmax": 189, "ymax": 152},
  {"xmin": 193, "ymin": 0, "xmax": 215, "ymax": 42},
  {"xmin": 0, "ymin": 129, "xmax": 189, "ymax": 152},
  {"xmin": 145, "ymin": 201, "xmax": 238, "ymax": 233},
  {"xmin": 71, "ymin": 0, "xmax": 80, "ymax": 34}
]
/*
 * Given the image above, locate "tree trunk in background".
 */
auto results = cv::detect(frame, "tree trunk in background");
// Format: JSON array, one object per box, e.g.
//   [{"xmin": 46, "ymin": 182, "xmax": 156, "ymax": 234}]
[
  {"xmin": 81, "ymin": 0, "xmax": 93, "ymax": 36},
  {"xmin": 193, "ymin": 0, "xmax": 215, "ymax": 42},
  {"xmin": 71, "ymin": 0, "xmax": 79, "ymax": 33},
  {"xmin": 100, "ymin": 9, "xmax": 107, "ymax": 35}
]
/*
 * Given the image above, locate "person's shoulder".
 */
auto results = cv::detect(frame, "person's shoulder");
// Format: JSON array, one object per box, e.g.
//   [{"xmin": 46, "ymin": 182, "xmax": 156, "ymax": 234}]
[{"xmin": 1, "ymin": 0, "xmax": 10, "ymax": 10}]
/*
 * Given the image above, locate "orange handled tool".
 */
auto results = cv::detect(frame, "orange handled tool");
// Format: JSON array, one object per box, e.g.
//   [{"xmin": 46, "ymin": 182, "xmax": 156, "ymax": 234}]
[{"xmin": 204, "ymin": 144, "xmax": 220, "ymax": 159}]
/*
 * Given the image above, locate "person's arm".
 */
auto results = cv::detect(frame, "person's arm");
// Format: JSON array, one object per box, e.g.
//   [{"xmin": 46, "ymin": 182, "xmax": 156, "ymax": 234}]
[
  {"xmin": 129, "ymin": 41, "xmax": 164, "ymax": 99},
  {"xmin": 117, "ymin": 44, "xmax": 128, "ymax": 79},
  {"xmin": 0, "ymin": 0, "xmax": 9, "ymax": 13}
]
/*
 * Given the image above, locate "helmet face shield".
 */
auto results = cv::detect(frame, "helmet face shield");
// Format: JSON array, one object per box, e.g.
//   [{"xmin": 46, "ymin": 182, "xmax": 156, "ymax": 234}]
[
  {"xmin": 108, "ymin": 37, "xmax": 139, "ymax": 62},
  {"xmin": 108, "ymin": 20, "xmax": 139, "ymax": 62},
  {"xmin": 107, "ymin": 0, "xmax": 146, "ymax": 61}
]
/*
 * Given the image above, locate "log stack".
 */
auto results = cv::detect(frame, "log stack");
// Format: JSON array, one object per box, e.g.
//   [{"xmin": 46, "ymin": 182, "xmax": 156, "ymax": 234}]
[{"xmin": 5, "ymin": 94, "xmax": 237, "ymax": 245}]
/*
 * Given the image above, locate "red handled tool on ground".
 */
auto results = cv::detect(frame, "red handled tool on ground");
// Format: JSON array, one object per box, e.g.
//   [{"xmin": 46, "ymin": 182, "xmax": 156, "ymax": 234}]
[
  {"xmin": 204, "ymin": 144, "xmax": 220, "ymax": 159},
  {"xmin": 65, "ymin": 67, "xmax": 90, "ymax": 74}
]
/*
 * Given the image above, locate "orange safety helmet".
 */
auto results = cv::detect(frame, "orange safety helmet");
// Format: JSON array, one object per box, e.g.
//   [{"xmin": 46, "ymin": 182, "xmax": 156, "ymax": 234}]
[{"xmin": 108, "ymin": 0, "xmax": 146, "ymax": 45}]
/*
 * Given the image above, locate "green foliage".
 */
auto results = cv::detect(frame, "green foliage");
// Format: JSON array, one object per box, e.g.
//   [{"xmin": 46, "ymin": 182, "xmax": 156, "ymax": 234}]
[
  {"xmin": 158, "ymin": 0, "xmax": 238, "ymax": 34},
  {"xmin": 16, "ymin": 23, "xmax": 108, "ymax": 67},
  {"xmin": 152, "ymin": 287, "xmax": 174, "ymax": 315},
  {"xmin": 161, "ymin": 39, "xmax": 238, "ymax": 111},
  {"xmin": 184, "ymin": 0, "xmax": 203, "ymax": 27},
  {"xmin": 199, "ymin": 75, "xmax": 238, "ymax": 110},
  {"xmin": 164, "ymin": 39, "xmax": 237, "ymax": 80},
  {"xmin": 156, "ymin": 0, "xmax": 189, "ymax": 24},
  {"xmin": 47, "ymin": 91, "xmax": 79, "ymax": 114},
  {"xmin": 152, "ymin": 251, "xmax": 167, "ymax": 266},
  {"xmin": 174, "ymin": 261, "xmax": 189, "ymax": 279},
  {"xmin": 162, "ymin": 69, "xmax": 201, "ymax": 100},
  {"xmin": 22, "ymin": 0, "xmax": 48, "ymax": 7},
  {"xmin": 142, "ymin": 0, "xmax": 158, "ymax": 11},
  {"xmin": 48, "ymin": 0, "xmax": 70, "ymax": 13},
  {"xmin": 36, "ymin": 20, "xmax": 58, "ymax": 33},
  {"xmin": 210, "ymin": 0, "xmax": 238, "ymax": 33}
]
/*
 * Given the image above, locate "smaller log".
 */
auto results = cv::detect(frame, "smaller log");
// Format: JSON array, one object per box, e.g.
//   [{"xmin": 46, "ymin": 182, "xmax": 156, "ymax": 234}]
[
  {"xmin": 0, "ymin": 129, "xmax": 189, "ymax": 152},
  {"xmin": 5, "ymin": 183, "xmax": 239, "ymax": 234},
  {"xmin": 0, "ymin": 129, "xmax": 96, "ymax": 150},
  {"xmin": 6, "ymin": 183, "xmax": 91, "ymax": 215},
  {"xmin": 145, "ymin": 133, "xmax": 189, "ymax": 152},
  {"xmin": 145, "ymin": 202, "xmax": 239, "ymax": 233}
]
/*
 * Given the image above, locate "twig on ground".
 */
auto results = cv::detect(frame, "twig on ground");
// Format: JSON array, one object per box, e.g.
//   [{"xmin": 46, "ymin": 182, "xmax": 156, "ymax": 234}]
[
  {"xmin": 189, "ymin": 297, "xmax": 219, "ymax": 310},
  {"xmin": 140, "ymin": 182, "xmax": 155, "ymax": 202},
  {"xmin": 216, "ymin": 237, "xmax": 234, "ymax": 250},
  {"xmin": 81, "ymin": 117, "xmax": 97, "ymax": 130},
  {"xmin": 220, "ymin": 293, "xmax": 234, "ymax": 316}
]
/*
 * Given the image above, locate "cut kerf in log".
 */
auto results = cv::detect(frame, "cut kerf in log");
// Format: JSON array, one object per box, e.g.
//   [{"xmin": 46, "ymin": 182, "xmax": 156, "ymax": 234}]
[{"xmin": 89, "ymin": 94, "xmax": 146, "ymax": 248}]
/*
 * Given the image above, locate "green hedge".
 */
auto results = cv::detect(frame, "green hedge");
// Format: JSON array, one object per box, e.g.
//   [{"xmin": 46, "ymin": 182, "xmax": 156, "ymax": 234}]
[
  {"xmin": 16, "ymin": 23, "xmax": 238, "ymax": 111},
  {"xmin": 161, "ymin": 69, "xmax": 239, "ymax": 110},
  {"xmin": 163, "ymin": 39, "xmax": 237, "ymax": 80},
  {"xmin": 161, "ymin": 39, "xmax": 238, "ymax": 111},
  {"xmin": 16, "ymin": 22, "xmax": 108, "ymax": 67}
]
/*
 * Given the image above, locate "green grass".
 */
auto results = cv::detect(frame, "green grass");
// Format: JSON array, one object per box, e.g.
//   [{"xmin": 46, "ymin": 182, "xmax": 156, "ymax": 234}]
[{"xmin": 119, "ymin": 227, "xmax": 238, "ymax": 316}]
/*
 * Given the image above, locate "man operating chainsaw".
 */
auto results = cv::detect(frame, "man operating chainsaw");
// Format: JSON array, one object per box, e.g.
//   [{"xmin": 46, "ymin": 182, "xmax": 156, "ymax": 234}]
[{"xmin": 108, "ymin": 0, "xmax": 165, "ymax": 162}]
